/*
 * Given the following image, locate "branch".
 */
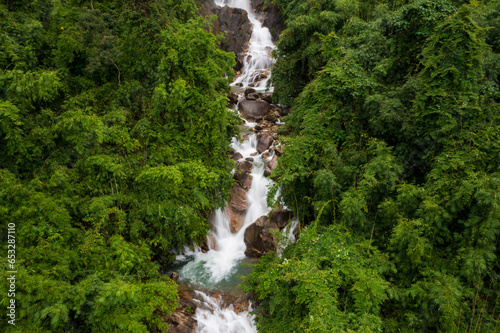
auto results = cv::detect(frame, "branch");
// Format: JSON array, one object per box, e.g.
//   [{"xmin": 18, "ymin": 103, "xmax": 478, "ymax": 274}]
[{"xmin": 107, "ymin": 56, "xmax": 121, "ymax": 85}]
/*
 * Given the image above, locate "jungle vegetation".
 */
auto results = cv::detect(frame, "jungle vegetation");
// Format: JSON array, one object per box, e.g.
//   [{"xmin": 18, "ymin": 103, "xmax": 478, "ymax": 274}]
[
  {"xmin": 244, "ymin": 0, "xmax": 500, "ymax": 332},
  {"xmin": 0, "ymin": 0, "xmax": 238, "ymax": 331}
]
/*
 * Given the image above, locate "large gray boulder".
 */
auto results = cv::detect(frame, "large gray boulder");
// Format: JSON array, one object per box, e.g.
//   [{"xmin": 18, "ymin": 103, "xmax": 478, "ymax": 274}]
[
  {"xmin": 239, "ymin": 100, "xmax": 271, "ymax": 121},
  {"xmin": 244, "ymin": 216, "xmax": 278, "ymax": 258}
]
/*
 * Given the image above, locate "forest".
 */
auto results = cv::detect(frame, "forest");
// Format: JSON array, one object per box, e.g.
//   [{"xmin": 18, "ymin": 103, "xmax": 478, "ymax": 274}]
[
  {"xmin": 244, "ymin": 0, "xmax": 500, "ymax": 332},
  {"xmin": 0, "ymin": 0, "xmax": 239, "ymax": 331},
  {"xmin": 0, "ymin": 0, "xmax": 499, "ymax": 332}
]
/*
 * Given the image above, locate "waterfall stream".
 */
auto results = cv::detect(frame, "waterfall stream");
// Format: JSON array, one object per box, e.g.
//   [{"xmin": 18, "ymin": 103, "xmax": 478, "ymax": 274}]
[{"xmin": 171, "ymin": 1, "xmax": 282, "ymax": 331}]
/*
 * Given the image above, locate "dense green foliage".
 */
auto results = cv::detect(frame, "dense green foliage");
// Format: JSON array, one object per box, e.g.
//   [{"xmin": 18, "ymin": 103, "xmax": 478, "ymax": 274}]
[
  {"xmin": 0, "ymin": 0, "xmax": 237, "ymax": 331},
  {"xmin": 246, "ymin": 0, "xmax": 500, "ymax": 331}
]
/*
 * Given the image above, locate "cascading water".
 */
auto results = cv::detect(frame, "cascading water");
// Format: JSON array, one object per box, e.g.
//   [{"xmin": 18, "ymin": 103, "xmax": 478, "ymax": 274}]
[
  {"xmin": 170, "ymin": 1, "xmax": 289, "ymax": 332},
  {"xmin": 215, "ymin": 0, "xmax": 275, "ymax": 89}
]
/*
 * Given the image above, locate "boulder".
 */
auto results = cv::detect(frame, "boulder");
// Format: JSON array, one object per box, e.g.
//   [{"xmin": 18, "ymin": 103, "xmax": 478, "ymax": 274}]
[
  {"xmin": 261, "ymin": 93, "xmax": 273, "ymax": 103},
  {"xmin": 237, "ymin": 160, "xmax": 253, "ymax": 173},
  {"xmin": 239, "ymin": 100, "xmax": 270, "ymax": 121},
  {"xmin": 280, "ymin": 106, "xmax": 291, "ymax": 117},
  {"xmin": 233, "ymin": 169, "xmax": 253, "ymax": 190},
  {"xmin": 257, "ymin": 133, "xmax": 273, "ymax": 153},
  {"xmin": 228, "ymin": 183, "xmax": 250, "ymax": 232},
  {"xmin": 268, "ymin": 154, "xmax": 278, "ymax": 171},
  {"xmin": 229, "ymin": 92, "xmax": 239, "ymax": 104},
  {"xmin": 244, "ymin": 216, "xmax": 279, "ymax": 257},
  {"xmin": 264, "ymin": 111, "xmax": 278, "ymax": 123},
  {"xmin": 231, "ymin": 152, "xmax": 243, "ymax": 161},
  {"xmin": 263, "ymin": 164, "xmax": 272, "ymax": 177},
  {"xmin": 274, "ymin": 145, "xmax": 284, "ymax": 156},
  {"xmin": 247, "ymin": 92, "xmax": 259, "ymax": 100},
  {"xmin": 170, "ymin": 272, "xmax": 180, "ymax": 283},
  {"xmin": 244, "ymin": 87, "xmax": 257, "ymax": 96},
  {"xmin": 269, "ymin": 209, "xmax": 293, "ymax": 229}
]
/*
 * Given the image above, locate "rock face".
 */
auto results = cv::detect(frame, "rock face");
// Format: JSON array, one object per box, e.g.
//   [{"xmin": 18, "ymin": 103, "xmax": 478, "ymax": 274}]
[
  {"xmin": 199, "ymin": 3, "xmax": 252, "ymax": 70},
  {"xmin": 239, "ymin": 100, "xmax": 271, "ymax": 121},
  {"xmin": 166, "ymin": 291, "xmax": 198, "ymax": 333},
  {"xmin": 228, "ymin": 183, "xmax": 250, "ymax": 232},
  {"xmin": 244, "ymin": 216, "xmax": 279, "ymax": 257},
  {"xmin": 250, "ymin": 0, "xmax": 284, "ymax": 42}
]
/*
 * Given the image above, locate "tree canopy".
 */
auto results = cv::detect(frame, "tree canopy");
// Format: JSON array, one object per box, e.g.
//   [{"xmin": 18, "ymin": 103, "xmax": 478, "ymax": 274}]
[
  {"xmin": 0, "ymin": 0, "xmax": 238, "ymax": 331},
  {"xmin": 245, "ymin": 0, "xmax": 500, "ymax": 332}
]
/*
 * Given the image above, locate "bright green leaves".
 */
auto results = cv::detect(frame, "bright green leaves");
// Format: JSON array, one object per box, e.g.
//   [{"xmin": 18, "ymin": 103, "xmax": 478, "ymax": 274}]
[
  {"xmin": 254, "ymin": 1, "xmax": 500, "ymax": 332},
  {"xmin": 245, "ymin": 225, "xmax": 391, "ymax": 332},
  {"xmin": 3, "ymin": 70, "xmax": 63, "ymax": 109},
  {"xmin": 0, "ymin": 0, "xmax": 238, "ymax": 331},
  {"xmin": 153, "ymin": 17, "xmax": 236, "ymax": 167},
  {"xmin": 414, "ymin": 5, "xmax": 486, "ymax": 142}
]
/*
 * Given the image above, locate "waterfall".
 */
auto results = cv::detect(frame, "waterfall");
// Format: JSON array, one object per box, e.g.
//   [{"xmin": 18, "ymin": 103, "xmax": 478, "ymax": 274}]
[
  {"xmin": 215, "ymin": 0, "xmax": 275, "ymax": 89},
  {"xmin": 175, "ymin": 135, "xmax": 272, "ymax": 289},
  {"xmin": 170, "ymin": 1, "xmax": 295, "ymax": 332}
]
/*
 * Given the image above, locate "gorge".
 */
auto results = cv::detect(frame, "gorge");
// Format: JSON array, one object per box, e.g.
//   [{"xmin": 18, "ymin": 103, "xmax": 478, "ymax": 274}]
[{"xmin": 166, "ymin": 1, "xmax": 295, "ymax": 332}]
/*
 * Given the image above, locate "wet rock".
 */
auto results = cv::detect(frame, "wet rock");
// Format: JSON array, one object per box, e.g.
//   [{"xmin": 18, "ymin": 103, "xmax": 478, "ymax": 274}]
[
  {"xmin": 257, "ymin": 132, "xmax": 273, "ymax": 153},
  {"xmin": 247, "ymin": 92, "xmax": 259, "ymax": 100},
  {"xmin": 167, "ymin": 292, "xmax": 198, "ymax": 333},
  {"xmin": 239, "ymin": 100, "xmax": 271, "ymax": 121},
  {"xmin": 244, "ymin": 216, "xmax": 279, "ymax": 257},
  {"xmin": 250, "ymin": 0, "xmax": 284, "ymax": 43},
  {"xmin": 268, "ymin": 154, "xmax": 278, "ymax": 171},
  {"xmin": 228, "ymin": 182, "xmax": 250, "ymax": 233},
  {"xmin": 253, "ymin": 70, "xmax": 269, "ymax": 82},
  {"xmin": 234, "ymin": 169, "xmax": 253, "ymax": 190},
  {"xmin": 170, "ymin": 272, "xmax": 180, "ymax": 283},
  {"xmin": 229, "ymin": 183, "xmax": 249, "ymax": 212},
  {"xmin": 250, "ymin": 152, "xmax": 258, "ymax": 156},
  {"xmin": 231, "ymin": 152, "xmax": 243, "ymax": 161},
  {"xmin": 235, "ymin": 82, "xmax": 244, "ymax": 87},
  {"xmin": 262, "ymin": 151, "xmax": 270, "ymax": 159},
  {"xmin": 263, "ymin": 164, "xmax": 272, "ymax": 177},
  {"xmin": 264, "ymin": 111, "xmax": 278, "ymax": 123},
  {"xmin": 244, "ymin": 87, "xmax": 256, "ymax": 96},
  {"xmin": 274, "ymin": 145, "xmax": 284, "ymax": 156},
  {"xmin": 261, "ymin": 93, "xmax": 272, "ymax": 103},
  {"xmin": 280, "ymin": 106, "xmax": 291, "ymax": 117},
  {"xmin": 229, "ymin": 208, "xmax": 246, "ymax": 233},
  {"xmin": 237, "ymin": 160, "xmax": 253, "ymax": 173},
  {"xmin": 229, "ymin": 92, "xmax": 239, "ymax": 104},
  {"xmin": 245, "ymin": 157, "xmax": 254, "ymax": 162},
  {"xmin": 269, "ymin": 209, "xmax": 293, "ymax": 229},
  {"xmin": 257, "ymin": 119, "xmax": 273, "ymax": 129},
  {"xmin": 199, "ymin": 5, "xmax": 252, "ymax": 71}
]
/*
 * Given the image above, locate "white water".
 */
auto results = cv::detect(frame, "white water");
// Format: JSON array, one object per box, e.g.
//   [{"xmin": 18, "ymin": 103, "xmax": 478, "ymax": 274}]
[
  {"xmin": 194, "ymin": 291, "xmax": 256, "ymax": 333},
  {"xmin": 215, "ymin": 0, "xmax": 275, "ymax": 89},
  {"xmin": 177, "ymin": 134, "xmax": 272, "ymax": 287},
  {"xmin": 173, "ymin": 1, "xmax": 286, "ymax": 331}
]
